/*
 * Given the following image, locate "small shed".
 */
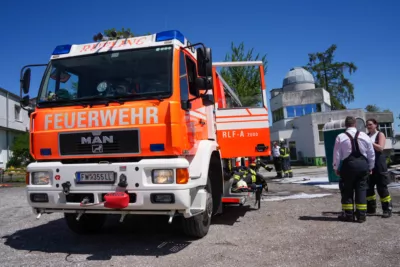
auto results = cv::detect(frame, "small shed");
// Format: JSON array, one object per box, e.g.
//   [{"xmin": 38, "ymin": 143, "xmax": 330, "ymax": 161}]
[{"xmin": 323, "ymin": 118, "xmax": 366, "ymax": 182}]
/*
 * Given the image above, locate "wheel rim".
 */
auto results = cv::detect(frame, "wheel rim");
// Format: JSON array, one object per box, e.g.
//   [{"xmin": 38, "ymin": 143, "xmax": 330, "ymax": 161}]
[{"xmin": 203, "ymin": 192, "xmax": 213, "ymax": 225}]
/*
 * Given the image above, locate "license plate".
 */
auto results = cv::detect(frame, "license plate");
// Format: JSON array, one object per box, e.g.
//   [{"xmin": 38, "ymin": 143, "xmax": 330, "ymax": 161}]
[{"xmin": 76, "ymin": 172, "xmax": 115, "ymax": 183}]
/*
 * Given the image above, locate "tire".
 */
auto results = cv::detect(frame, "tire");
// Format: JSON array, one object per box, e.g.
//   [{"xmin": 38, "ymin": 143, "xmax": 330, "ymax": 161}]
[
  {"xmin": 64, "ymin": 213, "xmax": 107, "ymax": 235},
  {"xmin": 182, "ymin": 179, "xmax": 213, "ymax": 238}
]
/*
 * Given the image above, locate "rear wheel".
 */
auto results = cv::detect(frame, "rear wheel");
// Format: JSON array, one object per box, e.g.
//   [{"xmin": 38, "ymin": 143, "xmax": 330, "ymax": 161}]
[
  {"xmin": 64, "ymin": 213, "xmax": 107, "ymax": 235},
  {"xmin": 182, "ymin": 179, "xmax": 213, "ymax": 238}
]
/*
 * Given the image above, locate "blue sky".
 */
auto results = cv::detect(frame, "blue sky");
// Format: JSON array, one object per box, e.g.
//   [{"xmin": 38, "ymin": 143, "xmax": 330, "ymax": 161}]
[{"xmin": 1, "ymin": 0, "xmax": 399, "ymax": 129}]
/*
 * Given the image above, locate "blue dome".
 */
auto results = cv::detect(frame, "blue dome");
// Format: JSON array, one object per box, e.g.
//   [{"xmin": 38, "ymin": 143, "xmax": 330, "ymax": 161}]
[{"xmin": 283, "ymin": 67, "xmax": 315, "ymax": 87}]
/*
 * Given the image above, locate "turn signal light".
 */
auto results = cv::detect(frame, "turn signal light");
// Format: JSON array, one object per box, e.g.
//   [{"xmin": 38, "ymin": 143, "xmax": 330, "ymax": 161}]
[
  {"xmin": 25, "ymin": 172, "xmax": 30, "ymax": 185},
  {"xmin": 176, "ymin": 168, "xmax": 189, "ymax": 184}
]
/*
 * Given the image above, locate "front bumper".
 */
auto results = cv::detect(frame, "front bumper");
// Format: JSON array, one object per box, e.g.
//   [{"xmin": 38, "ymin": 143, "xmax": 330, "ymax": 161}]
[{"xmin": 26, "ymin": 158, "xmax": 208, "ymax": 218}]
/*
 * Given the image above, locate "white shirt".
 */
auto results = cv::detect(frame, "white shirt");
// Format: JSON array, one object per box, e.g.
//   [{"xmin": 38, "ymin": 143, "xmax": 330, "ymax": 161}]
[
  {"xmin": 272, "ymin": 146, "xmax": 280, "ymax": 157},
  {"xmin": 333, "ymin": 127, "xmax": 375, "ymax": 171},
  {"xmin": 369, "ymin": 131, "xmax": 379, "ymax": 143}
]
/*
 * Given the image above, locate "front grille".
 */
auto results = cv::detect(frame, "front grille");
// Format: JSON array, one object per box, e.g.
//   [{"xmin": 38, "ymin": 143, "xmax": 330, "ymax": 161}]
[
  {"xmin": 66, "ymin": 193, "xmax": 95, "ymax": 203},
  {"xmin": 59, "ymin": 129, "xmax": 139, "ymax": 156}
]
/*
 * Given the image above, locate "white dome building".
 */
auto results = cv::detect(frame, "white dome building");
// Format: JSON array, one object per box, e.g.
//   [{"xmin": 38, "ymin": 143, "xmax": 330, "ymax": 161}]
[{"xmin": 282, "ymin": 67, "xmax": 315, "ymax": 91}]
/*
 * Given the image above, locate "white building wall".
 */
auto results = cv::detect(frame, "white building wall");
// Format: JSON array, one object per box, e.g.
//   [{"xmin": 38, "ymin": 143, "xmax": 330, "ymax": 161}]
[
  {"xmin": 270, "ymin": 93, "xmax": 283, "ymax": 111},
  {"xmin": 0, "ymin": 88, "xmax": 30, "ymax": 169}
]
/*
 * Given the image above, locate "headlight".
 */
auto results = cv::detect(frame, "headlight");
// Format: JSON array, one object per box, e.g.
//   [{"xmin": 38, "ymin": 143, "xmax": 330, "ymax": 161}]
[
  {"xmin": 32, "ymin": 171, "xmax": 51, "ymax": 185},
  {"xmin": 152, "ymin": 169, "xmax": 174, "ymax": 184}
]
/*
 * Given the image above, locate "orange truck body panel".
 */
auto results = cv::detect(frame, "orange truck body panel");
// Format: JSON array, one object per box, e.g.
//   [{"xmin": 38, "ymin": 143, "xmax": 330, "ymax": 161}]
[
  {"xmin": 213, "ymin": 67, "xmax": 271, "ymax": 159},
  {"xmin": 30, "ymin": 49, "xmax": 210, "ymax": 160},
  {"xmin": 29, "ymin": 47, "xmax": 270, "ymax": 162}
]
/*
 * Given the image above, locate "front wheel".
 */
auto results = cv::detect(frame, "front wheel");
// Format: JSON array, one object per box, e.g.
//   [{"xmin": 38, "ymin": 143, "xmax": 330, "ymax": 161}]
[
  {"xmin": 64, "ymin": 213, "xmax": 107, "ymax": 235},
  {"xmin": 182, "ymin": 179, "xmax": 213, "ymax": 238}
]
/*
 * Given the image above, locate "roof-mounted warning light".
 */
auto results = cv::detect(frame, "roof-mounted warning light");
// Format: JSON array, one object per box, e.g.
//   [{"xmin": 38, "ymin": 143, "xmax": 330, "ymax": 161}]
[
  {"xmin": 155, "ymin": 30, "xmax": 185, "ymax": 44},
  {"xmin": 52, "ymin": 44, "xmax": 72, "ymax": 55}
]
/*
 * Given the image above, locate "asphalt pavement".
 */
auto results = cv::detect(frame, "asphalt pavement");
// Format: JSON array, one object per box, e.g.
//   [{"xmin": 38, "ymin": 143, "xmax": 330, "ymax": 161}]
[{"xmin": 1, "ymin": 167, "xmax": 400, "ymax": 267}]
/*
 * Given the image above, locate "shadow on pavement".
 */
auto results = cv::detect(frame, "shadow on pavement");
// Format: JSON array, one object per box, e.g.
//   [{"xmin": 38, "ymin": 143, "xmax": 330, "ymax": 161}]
[
  {"xmin": 298, "ymin": 216, "xmax": 339, "ymax": 222},
  {"xmin": 321, "ymin": 211, "xmax": 341, "ymax": 216},
  {"xmin": 212, "ymin": 205, "xmax": 256, "ymax": 226},
  {"xmin": 3, "ymin": 206, "xmax": 258, "ymax": 261},
  {"xmin": 2, "ymin": 215, "xmax": 193, "ymax": 261}
]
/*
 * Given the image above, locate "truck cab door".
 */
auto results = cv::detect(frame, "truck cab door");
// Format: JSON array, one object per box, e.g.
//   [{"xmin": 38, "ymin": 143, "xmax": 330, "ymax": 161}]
[{"xmin": 213, "ymin": 61, "xmax": 270, "ymax": 159}]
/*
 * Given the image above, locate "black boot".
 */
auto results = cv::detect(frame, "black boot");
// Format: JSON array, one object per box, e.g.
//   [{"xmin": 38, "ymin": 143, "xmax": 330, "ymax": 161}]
[
  {"xmin": 367, "ymin": 200, "xmax": 376, "ymax": 215},
  {"xmin": 338, "ymin": 211, "xmax": 354, "ymax": 222},
  {"xmin": 382, "ymin": 201, "xmax": 393, "ymax": 218},
  {"xmin": 284, "ymin": 173, "xmax": 289, "ymax": 178},
  {"xmin": 356, "ymin": 210, "xmax": 366, "ymax": 223},
  {"xmin": 265, "ymin": 166, "xmax": 273, "ymax": 172},
  {"xmin": 288, "ymin": 172, "xmax": 293, "ymax": 178}
]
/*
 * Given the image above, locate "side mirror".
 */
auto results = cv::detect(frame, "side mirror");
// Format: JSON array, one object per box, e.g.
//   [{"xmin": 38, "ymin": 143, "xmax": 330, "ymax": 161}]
[
  {"xmin": 195, "ymin": 77, "xmax": 213, "ymax": 91},
  {"xmin": 196, "ymin": 47, "xmax": 212, "ymax": 77},
  {"xmin": 21, "ymin": 68, "xmax": 31, "ymax": 94},
  {"xmin": 20, "ymin": 95, "xmax": 30, "ymax": 107}
]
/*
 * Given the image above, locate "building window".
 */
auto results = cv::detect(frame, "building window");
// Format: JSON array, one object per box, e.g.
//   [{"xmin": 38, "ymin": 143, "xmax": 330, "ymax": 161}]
[
  {"xmin": 285, "ymin": 103, "xmax": 321, "ymax": 118},
  {"xmin": 272, "ymin": 108, "xmax": 284, "ymax": 122},
  {"xmin": 286, "ymin": 106, "xmax": 295, "ymax": 118},
  {"xmin": 318, "ymin": 124, "xmax": 324, "ymax": 142},
  {"xmin": 14, "ymin": 105, "xmax": 21, "ymax": 121},
  {"xmin": 379, "ymin": 123, "xmax": 393, "ymax": 138}
]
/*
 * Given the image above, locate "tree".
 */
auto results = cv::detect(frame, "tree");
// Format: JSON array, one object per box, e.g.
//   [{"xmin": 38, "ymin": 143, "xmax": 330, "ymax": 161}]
[
  {"xmin": 365, "ymin": 105, "xmax": 391, "ymax": 113},
  {"xmin": 303, "ymin": 44, "xmax": 357, "ymax": 110},
  {"xmin": 365, "ymin": 104, "xmax": 381, "ymax": 112},
  {"xmin": 101, "ymin": 27, "xmax": 151, "ymax": 40},
  {"xmin": 7, "ymin": 132, "xmax": 33, "ymax": 168},
  {"xmin": 219, "ymin": 42, "xmax": 268, "ymax": 107}
]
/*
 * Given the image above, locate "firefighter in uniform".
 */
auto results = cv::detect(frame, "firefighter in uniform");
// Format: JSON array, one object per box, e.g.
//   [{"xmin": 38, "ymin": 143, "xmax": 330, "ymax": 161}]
[
  {"xmin": 272, "ymin": 142, "xmax": 283, "ymax": 178},
  {"xmin": 333, "ymin": 116, "xmax": 375, "ymax": 223},
  {"xmin": 250, "ymin": 157, "xmax": 273, "ymax": 173},
  {"xmin": 366, "ymin": 118, "xmax": 392, "ymax": 218},
  {"xmin": 249, "ymin": 162, "xmax": 269, "ymax": 192},
  {"xmin": 279, "ymin": 139, "xmax": 293, "ymax": 178},
  {"xmin": 231, "ymin": 164, "xmax": 268, "ymax": 193}
]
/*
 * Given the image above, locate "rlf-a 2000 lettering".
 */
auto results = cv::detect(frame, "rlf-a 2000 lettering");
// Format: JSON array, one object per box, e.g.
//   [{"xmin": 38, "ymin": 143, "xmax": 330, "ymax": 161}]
[{"xmin": 20, "ymin": 30, "xmax": 271, "ymax": 238}]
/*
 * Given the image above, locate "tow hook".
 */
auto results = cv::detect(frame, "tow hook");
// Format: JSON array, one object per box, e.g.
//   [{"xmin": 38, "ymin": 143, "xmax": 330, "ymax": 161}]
[
  {"xmin": 119, "ymin": 213, "xmax": 127, "ymax": 223},
  {"xmin": 168, "ymin": 211, "xmax": 176, "ymax": 224},
  {"xmin": 76, "ymin": 211, "xmax": 84, "ymax": 221},
  {"xmin": 36, "ymin": 209, "xmax": 43, "ymax": 219},
  {"xmin": 62, "ymin": 181, "xmax": 71, "ymax": 195}
]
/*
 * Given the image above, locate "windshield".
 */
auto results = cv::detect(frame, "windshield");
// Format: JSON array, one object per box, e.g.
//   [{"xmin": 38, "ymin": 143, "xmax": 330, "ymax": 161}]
[{"xmin": 38, "ymin": 46, "xmax": 173, "ymax": 106}]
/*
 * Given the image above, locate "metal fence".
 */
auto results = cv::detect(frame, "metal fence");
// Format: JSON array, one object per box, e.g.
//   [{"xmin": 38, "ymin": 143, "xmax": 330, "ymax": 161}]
[{"xmin": 0, "ymin": 169, "xmax": 25, "ymax": 183}]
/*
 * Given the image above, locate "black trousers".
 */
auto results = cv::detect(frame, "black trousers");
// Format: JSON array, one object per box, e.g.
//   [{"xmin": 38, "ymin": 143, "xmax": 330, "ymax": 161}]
[
  {"xmin": 366, "ymin": 172, "xmax": 391, "ymax": 211},
  {"xmin": 341, "ymin": 171, "xmax": 368, "ymax": 216},
  {"xmin": 282, "ymin": 158, "xmax": 292, "ymax": 177},
  {"xmin": 273, "ymin": 157, "xmax": 282, "ymax": 177}
]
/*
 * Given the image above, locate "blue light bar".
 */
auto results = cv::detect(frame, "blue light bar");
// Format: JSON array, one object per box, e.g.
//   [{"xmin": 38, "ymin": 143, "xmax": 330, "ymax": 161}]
[
  {"xmin": 155, "ymin": 30, "xmax": 185, "ymax": 44},
  {"xmin": 150, "ymin": 144, "xmax": 165, "ymax": 152},
  {"xmin": 40, "ymin": 148, "xmax": 52, "ymax": 156},
  {"xmin": 52, "ymin": 44, "xmax": 72, "ymax": 55}
]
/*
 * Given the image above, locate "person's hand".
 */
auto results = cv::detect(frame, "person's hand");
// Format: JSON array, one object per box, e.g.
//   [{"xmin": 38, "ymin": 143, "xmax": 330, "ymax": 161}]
[
  {"xmin": 370, "ymin": 170, "xmax": 373, "ymax": 175},
  {"xmin": 335, "ymin": 170, "xmax": 340, "ymax": 176}
]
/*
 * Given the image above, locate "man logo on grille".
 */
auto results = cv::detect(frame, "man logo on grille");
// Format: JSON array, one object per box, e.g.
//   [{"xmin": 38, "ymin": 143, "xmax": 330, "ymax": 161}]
[
  {"xmin": 92, "ymin": 144, "xmax": 103, "ymax": 153},
  {"xmin": 81, "ymin": 132, "xmax": 114, "ymax": 145}
]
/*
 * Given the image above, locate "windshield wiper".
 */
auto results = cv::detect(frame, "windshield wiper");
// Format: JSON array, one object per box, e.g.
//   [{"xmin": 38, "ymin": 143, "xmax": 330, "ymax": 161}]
[
  {"xmin": 37, "ymin": 99, "xmax": 90, "ymax": 108},
  {"xmin": 77, "ymin": 96, "xmax": 125, "ymax": 107},
  {"xmin": 129, "ymin": 94, "xmax": 165, "ymax": 102}
]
